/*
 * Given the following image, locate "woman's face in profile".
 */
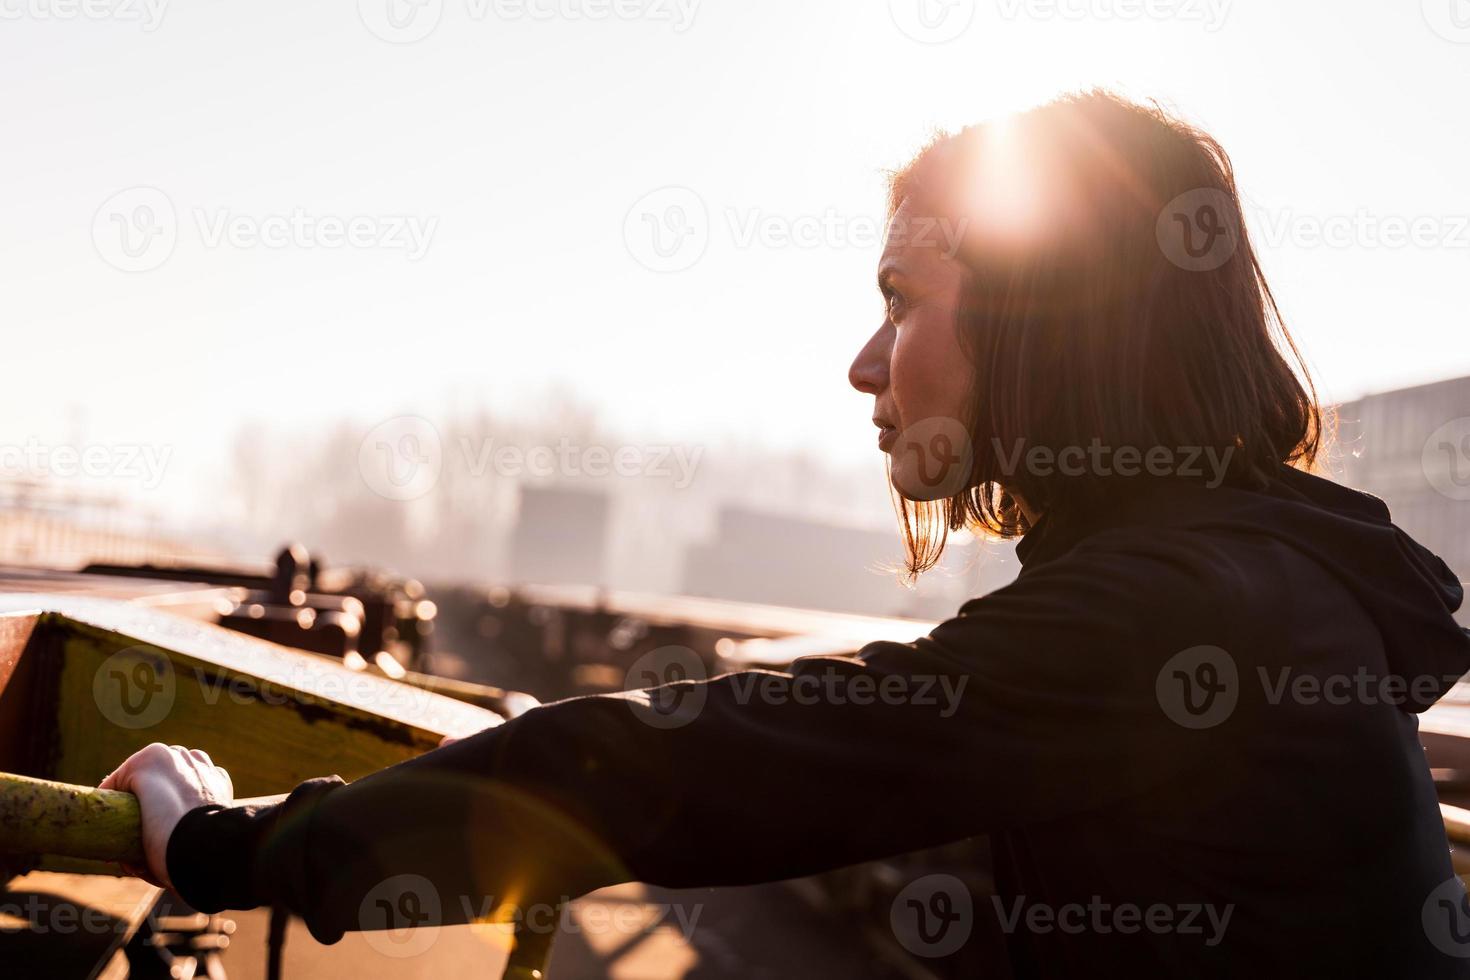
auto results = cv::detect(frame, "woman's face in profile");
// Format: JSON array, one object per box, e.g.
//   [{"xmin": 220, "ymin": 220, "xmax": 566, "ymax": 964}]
[{"xmin": 849, "ymin": 197, "xmax": 975, "ymax": 501}]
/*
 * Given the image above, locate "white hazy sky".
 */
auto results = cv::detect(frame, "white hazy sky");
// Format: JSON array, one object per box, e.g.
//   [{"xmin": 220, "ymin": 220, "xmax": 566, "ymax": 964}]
[{"xmin": 3, "ymin": 0, "xmax": 1469, "ymax": 517}]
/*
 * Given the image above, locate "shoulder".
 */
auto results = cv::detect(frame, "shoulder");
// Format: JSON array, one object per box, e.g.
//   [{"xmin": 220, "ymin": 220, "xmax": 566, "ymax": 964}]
[
  {"xmin": 970, "ymin": 525, "xmax": 1248, "ymax": 625},
  {"xmin": 922, "ymin": 524, "xmax": 1251, "ymax": 680}
]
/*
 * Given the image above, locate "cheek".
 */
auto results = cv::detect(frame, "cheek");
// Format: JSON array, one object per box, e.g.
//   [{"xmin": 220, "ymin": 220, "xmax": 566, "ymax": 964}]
[{"xmin": 890, "ymin": 309, "xmax": 971, "ymax": 427}]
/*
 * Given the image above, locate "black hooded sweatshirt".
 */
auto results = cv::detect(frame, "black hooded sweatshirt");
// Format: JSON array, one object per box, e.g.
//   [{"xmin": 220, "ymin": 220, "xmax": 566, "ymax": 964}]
[{"xmin": 166, "ymin": 467, "xmax": 1470, "ymax": 977}]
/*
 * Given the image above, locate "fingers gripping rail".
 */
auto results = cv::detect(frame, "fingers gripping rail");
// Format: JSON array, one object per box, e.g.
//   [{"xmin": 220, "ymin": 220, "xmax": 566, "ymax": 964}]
[{"xmin": 0, "ymin": 771, "xmax": 558, "ymax": 979}]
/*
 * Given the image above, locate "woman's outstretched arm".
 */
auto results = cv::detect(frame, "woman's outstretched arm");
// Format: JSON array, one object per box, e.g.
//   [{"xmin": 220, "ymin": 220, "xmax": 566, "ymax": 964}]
[{"xmin": 105, "ymin": 537, "xmax": 1224, "ymax": 945}]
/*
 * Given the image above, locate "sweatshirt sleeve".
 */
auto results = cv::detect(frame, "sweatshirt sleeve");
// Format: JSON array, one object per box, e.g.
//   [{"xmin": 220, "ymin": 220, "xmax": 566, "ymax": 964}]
[{"xmin": 165, "ymin": 534, "xmax": 1232, "ymax": 944}]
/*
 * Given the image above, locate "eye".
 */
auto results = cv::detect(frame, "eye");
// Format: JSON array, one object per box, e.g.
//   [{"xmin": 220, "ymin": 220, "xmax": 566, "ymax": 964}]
[{"xmin": 886, "ymin": 290, "xmax": 907, "ymax": 322}]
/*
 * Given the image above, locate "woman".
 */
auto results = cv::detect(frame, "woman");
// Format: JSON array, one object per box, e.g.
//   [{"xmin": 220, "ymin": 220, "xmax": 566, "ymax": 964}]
[{"xmin": 103, "ymin": 91, "xmax": 1470, "ymax": 976}]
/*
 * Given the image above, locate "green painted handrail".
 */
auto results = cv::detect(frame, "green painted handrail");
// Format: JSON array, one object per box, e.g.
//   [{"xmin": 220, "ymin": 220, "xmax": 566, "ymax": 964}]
[
  {"xmin": 0, "ymin": 771, "xmax": 556, "ymax": 976},
  {"xmin": 0, "ymin": 771, "xmax": 144, "ymax": 867}
]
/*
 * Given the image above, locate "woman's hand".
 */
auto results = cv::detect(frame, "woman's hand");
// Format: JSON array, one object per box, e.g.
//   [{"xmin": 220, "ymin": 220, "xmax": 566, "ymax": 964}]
[{"xmin": 100, "ymin": 743, "xmax": 235, "ymax": 890}]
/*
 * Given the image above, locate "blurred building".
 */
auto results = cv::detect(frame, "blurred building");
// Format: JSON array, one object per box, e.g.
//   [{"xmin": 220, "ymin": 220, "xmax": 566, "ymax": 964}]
[
  {"xmin": 0, "ymin": 478, "xmax": 203, "ymax": 568},
  {"xmin": 509, "ymin": 484, "xmax": 611, "ymax": 585},
  {"xmin": 1337, "ymin": 374, "xmax": 1470, "ymax": 624},
  {"xmin": 681, "ymin": 505, "xmax": 1019, "ymax": 620}
]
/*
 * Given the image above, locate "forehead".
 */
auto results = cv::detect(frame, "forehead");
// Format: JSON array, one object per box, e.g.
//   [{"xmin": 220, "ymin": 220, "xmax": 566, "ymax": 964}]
[
  {"xmin": 879, "ymin": 196, "xmax": 953, "ymax": 276},
  {"xmin": 881, "ymin": 198, "xmax": 919, "ymax": 261}
]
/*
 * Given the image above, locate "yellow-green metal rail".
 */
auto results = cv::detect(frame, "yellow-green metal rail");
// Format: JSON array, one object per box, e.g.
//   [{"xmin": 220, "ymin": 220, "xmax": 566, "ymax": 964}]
[
  {"xmin": 0, "ymin": 772, "xmax": 145, "ymax": 867},
  {"xmin": 0, "ymin": 771, "xmax": 555, "ymax": 978}
]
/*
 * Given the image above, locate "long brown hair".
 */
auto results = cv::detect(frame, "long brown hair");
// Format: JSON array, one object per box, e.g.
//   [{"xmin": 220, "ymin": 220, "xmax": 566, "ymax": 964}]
[{"xmin": 889, "ymin": 90, "xmax": 1322, "ymax": 576}]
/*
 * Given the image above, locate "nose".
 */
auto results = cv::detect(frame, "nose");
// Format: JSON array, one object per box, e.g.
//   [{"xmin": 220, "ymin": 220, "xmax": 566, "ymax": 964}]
[{"xmin": 848, "ymin": 321, "xmax": 892, "ymax": 395}]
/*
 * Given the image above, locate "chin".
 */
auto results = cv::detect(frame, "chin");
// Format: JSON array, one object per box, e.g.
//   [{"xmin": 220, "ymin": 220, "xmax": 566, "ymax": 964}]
[
  {"xmin": 885, "ymin": 416, "xmax": 974, "ymax": 502},
  {"xmin": 889, "ymin": 459, "xmax": 961, "ymax": 502}
]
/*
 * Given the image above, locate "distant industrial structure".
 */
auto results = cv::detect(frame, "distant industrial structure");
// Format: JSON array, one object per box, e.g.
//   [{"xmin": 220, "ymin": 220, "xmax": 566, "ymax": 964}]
[
  {"xmin": 498, "ymin": 374, "xmax": 1470, "ymax": 623},
  {"xmin": 1337, "ymin": 374, "xmax": 1470, "ymax": 624},
  {"xmin": 0, "ymin": 479, "xmax": 203, "ymax": 568},
  {"xmin": 509, "ymin": 485, "xmax": 611, "ymax": 586},
  {"xmin": 4, "ymin": 374, "xmax": 1467, "ymax": 627},
  {"xmin": 681, "ymin": 505, "xmax": 1019, "ymax": 621}
]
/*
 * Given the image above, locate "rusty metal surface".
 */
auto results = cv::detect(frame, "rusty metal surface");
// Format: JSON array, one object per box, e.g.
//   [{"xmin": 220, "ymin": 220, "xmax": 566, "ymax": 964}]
[
  {"xmin": 0, "ymin": 871, "xmax": 160, "ymax": 980},
  {"xmin": 0, "ymin": 598, "xmax": 495, "ymax": 741},
  {"xmin": 510, "ymin": 582, "xmax": 932, "ymax": 645},
  {"xmin": 0, "ymin": 565, "xmax": 222, "ymax": 600}
]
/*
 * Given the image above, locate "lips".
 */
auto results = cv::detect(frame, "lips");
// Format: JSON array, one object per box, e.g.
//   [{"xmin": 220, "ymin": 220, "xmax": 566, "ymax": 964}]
[{"xmin": 873, "ymin": 418, "xmax": 898, "ymax": 451}]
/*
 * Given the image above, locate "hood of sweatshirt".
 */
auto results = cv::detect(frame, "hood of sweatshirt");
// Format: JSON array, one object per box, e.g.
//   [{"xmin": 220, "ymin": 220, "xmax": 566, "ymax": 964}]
[{"xmin": 1016, "ymin": 464, "xmax": 1470, "ymax": 711}]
